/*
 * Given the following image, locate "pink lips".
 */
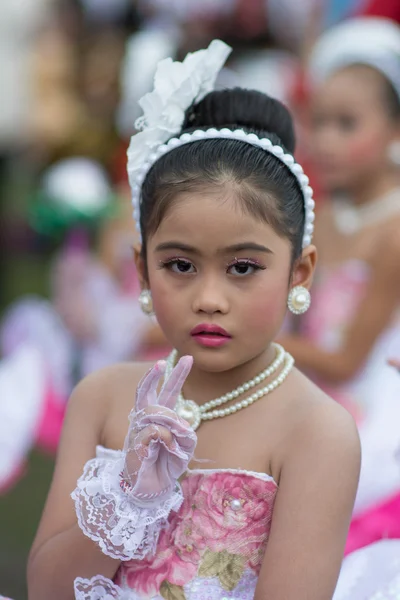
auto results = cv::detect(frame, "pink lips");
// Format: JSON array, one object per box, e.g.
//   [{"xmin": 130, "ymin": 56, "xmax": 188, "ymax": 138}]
[{"xmin": 190, "ymin": 323, "xmax": 232, "ymax": 348}]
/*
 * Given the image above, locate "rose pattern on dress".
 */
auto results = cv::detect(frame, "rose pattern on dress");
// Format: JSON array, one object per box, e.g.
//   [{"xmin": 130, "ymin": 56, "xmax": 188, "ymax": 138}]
[{"xmin": 116, "ymin": 470, "xmax": 277, "ymax": 598}]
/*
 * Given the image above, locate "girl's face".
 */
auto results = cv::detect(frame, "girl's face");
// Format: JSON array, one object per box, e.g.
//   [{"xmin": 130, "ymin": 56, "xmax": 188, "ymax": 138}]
[
  {"xmin": 310, "ymin": 66, "xmax": 399, "ymax": 193},
  {"xmin": 138, "ymin": 186, "xmax": 314, "ymax": 373}
]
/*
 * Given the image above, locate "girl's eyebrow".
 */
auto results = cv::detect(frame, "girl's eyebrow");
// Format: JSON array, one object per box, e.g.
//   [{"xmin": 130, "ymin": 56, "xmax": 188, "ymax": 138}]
[
  {"xmin": 155, "ymin": 241, "xmax": 274, "ymax": 255},
  {"xmin": 155, "ymin": 241, "xmax": 200, "ymax": 254},
  {"xmin": 224, "ymin": 243, "xmax": 273, "ymax": 254}
]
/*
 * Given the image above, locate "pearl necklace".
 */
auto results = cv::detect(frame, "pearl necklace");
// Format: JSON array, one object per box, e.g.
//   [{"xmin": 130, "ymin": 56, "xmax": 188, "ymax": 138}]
[
  {"xmin": 333, "ymin": 188, "xmax": 400, "ymax": 235},
  {"xmin": 167, "ymin": 343, "xmax": 285, "ymax": 410},
  {"xmin": 165, "ymin": 344, "xmax": 294, "ymax": 430}
]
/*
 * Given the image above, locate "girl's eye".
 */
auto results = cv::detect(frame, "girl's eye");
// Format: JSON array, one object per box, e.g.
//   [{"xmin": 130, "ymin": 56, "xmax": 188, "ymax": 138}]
[
  {"xmin": 163, "ymin": 259, "xmax": 196, "ymax": 274},
  {"xmin": 228, "ymin": 261, "xmax": 264, "ymax": 276},
  {"xmin": 338, "ymin": 115, "xmax": 358, "ymax": 132},
  {"xmin": 311, "ymin": 114, "xmax": 326, "ymax": 129}
]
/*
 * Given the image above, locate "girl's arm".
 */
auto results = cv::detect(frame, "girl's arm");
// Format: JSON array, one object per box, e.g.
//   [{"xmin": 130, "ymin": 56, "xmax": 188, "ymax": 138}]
[
  {"xmin": 27, "ymin": 370, "xmax": 120, "ymax": 600},
  {"xmin": 28, "ymin": 359, "xmax": 195, "ymax": 600},
  {"xmin": 255, "ymin": 400, "xmax": 360, "ymax": 600},
  {"xmin": 280, "ymin": 228, "xmax": 400, "ymax": 382}
]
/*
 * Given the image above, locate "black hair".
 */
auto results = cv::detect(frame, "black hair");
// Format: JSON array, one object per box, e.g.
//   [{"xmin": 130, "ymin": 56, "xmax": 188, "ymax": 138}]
[{"xmin": 139, "ymin": 88, "xmax": 305, "ymax": 264}]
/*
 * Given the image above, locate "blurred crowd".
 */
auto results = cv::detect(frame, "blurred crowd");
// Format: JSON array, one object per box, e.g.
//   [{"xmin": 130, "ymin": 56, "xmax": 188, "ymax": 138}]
[{"xmin": 2, "ymin": 1, "xmax": 400, "ymax": 598}]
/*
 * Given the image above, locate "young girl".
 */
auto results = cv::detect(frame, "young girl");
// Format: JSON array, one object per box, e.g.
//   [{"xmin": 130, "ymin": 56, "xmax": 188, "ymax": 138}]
[
  {"xmin": 279, "ymin": 17, "xmax": 400, "ymax": 553},
  {"xmin": 24, "ymin": 40, "xmax": 396, "ymax": 600}
]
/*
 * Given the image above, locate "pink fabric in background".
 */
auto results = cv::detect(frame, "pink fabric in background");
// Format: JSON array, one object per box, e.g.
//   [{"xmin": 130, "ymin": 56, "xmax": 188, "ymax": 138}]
[
  {"xmin": 35, "ymin": 383, "xmax": 66, "ymax": 455},
  {"xmin": 346, "ymin": 493, "xmax": 400, "ymax": 555}
]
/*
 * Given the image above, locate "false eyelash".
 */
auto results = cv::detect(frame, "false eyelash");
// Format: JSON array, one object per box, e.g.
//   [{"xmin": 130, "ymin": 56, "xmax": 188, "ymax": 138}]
[
  {"xmin": 227, "ymin": 258, "xmax": 266, "ymax": 270},
  {"xmin": 158, "ymin": 257, "xmax": 191, "ymax": 269}
]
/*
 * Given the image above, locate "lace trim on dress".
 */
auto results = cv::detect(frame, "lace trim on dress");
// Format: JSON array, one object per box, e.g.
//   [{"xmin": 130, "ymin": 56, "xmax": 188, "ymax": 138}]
[
  {"xmin": 96, "ymin": 446, "xmax": 278, "ymax": 486},
  {"xmin": 71, "ymin": 454, "xmax": 183, "ymax": 561},
  {"xmin": 188, "ymin": 467, "xmax": 277, "ymax": 484},
  {"xmin": 73, "ymin": 571, "xmax": 260, "ymax": 600},
  {"xmin": 74, "ymin": 575, "xmax": 133, "ymax": 600}
]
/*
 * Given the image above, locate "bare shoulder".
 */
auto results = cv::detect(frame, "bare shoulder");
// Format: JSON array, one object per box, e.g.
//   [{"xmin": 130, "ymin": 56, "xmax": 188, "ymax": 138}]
[
  {"xmin": 71, "ymin": 360, "xmax": 155, "ymax": 407},
  {"xmin": 282, "ymin": 368, "xmax": 360, "ymax": 462},
  {"xmin": 65, "ymin": 361, "xmax": 156, "ymax": 442},
  {"xmin": 77, "ymin": 360, "xmax": 158, "ymax": 449}
]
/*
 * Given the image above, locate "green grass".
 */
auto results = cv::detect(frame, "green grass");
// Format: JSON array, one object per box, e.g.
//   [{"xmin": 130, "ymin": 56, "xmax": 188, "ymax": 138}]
[
  {"xmin": 0, "ymin": 452, "xmax": 55, "ymax": 600},
  {"xmin": 2, "ymin": 256, "xmax": 51, "ymax": 310}
]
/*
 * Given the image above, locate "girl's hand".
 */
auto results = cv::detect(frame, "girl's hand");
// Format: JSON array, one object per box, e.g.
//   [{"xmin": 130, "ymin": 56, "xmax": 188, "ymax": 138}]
[{"xmin": 122, "ymin": 357, "xmax": 197, "ymax": 503}]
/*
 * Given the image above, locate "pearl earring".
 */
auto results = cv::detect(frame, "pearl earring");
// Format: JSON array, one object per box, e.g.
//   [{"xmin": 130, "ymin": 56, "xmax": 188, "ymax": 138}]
[
  {"xmin": 288, "ymin": 286, "xmax": 311, "ymax": 315},
  {"xmin": 387, "ymin": 141, "xmax": 400, "ymax": 166},
  {"xmin": 139, "ymin": 289, "xmax": 154, "ymax": 316}
]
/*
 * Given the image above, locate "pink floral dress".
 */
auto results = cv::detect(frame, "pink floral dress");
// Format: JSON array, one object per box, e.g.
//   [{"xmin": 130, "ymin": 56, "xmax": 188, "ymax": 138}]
[
  {"xmin": 114, "ymin": 469, "xmax": 276, "ymax": 598},
  {"xmin": 75, "ymin": 446, "xmax": 277, "ymax": 600},
  {"xmin": 72, "ymin": 447, "xmax": 400, "ymax": 600}
]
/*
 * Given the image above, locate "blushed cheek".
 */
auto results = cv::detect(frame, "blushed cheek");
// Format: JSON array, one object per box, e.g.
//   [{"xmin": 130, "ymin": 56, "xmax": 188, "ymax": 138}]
[
  {"xmin": 243, "ymin": 287, "xmax": 287, "ymax": 332},
  {"xmin": 347, "ymin": 133, "xmax": 384, "ymax": 164},
  {"xmin": 152, "ymin": 292, "xmax": 172, "ymax": 323},
  {"xmin": 150, "ymin": 280, "xmax": 180, "ymax": 332}
]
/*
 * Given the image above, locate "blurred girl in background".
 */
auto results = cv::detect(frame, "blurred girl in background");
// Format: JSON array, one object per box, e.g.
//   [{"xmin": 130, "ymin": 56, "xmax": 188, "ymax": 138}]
[{"xmin": 281, "ymin": 17, "xmax": 400, "ymax": 553}]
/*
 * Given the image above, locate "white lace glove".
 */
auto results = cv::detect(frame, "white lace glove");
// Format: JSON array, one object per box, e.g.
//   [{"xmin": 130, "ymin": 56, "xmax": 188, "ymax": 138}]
[{"xmin": 72, "ymin": 357, "xmax": 197, "ymax": 560}]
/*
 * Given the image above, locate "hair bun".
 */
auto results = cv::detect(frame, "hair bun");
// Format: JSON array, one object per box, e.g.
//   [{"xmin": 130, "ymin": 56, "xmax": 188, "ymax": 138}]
[{"xmin": 183, "ymin": 88, "xmax": 296, "ymax": 153}]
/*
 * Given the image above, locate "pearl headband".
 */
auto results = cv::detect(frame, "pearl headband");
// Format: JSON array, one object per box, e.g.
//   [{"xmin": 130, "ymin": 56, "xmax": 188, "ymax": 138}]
[
  {"xmin": 131, "ymin": 128, "xmax": 315, "ymax": 248},
  {"xmin": 127, "ymin": 40, "xmax": 315, "ymax": 248}
]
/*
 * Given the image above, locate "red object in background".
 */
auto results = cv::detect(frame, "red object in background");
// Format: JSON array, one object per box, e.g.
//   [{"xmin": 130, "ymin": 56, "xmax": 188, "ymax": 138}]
[
  {"xmin": 234, "ymin": 0, "xmax": 268, "ymax": 38},
  {"xmin": 359, "ymin": 0, "xmax": 400, "ymax": 22},
  {"xmin": 112, "ymin": 139, "xmax": 130, "ymax": 187}
]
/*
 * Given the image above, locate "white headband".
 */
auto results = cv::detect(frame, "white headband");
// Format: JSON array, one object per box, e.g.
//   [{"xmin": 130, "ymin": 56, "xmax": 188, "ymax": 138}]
[
  {"xmin": 128, "ymin": 40, "xmax": 315, "ymax": 248},
  {"xmin": 309, "ymin": 18, "xmax": 400, "ymax": 98}
]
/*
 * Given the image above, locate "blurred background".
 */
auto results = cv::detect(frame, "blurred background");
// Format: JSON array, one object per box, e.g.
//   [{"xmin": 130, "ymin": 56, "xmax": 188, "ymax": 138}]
[{"xmin": 1, "ymin": 0, "xmax": 400, "ymax": 597}]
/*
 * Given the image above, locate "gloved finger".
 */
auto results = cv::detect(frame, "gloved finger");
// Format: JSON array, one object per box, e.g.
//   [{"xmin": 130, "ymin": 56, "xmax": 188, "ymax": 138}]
[
  {"xmin": 124, "ymin": 424, "xmax": 173, "ymax": 482},
  {"xmin": 158, "ymin": 355, "xmax": 193, "ymax": 409},
  {"xmin": 135, "ymin": 360, "xmax": 167, "ymax": 412},
  {"xmin": 135, "ymin": 424, "xmax": 173, "ymax": 450}
]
